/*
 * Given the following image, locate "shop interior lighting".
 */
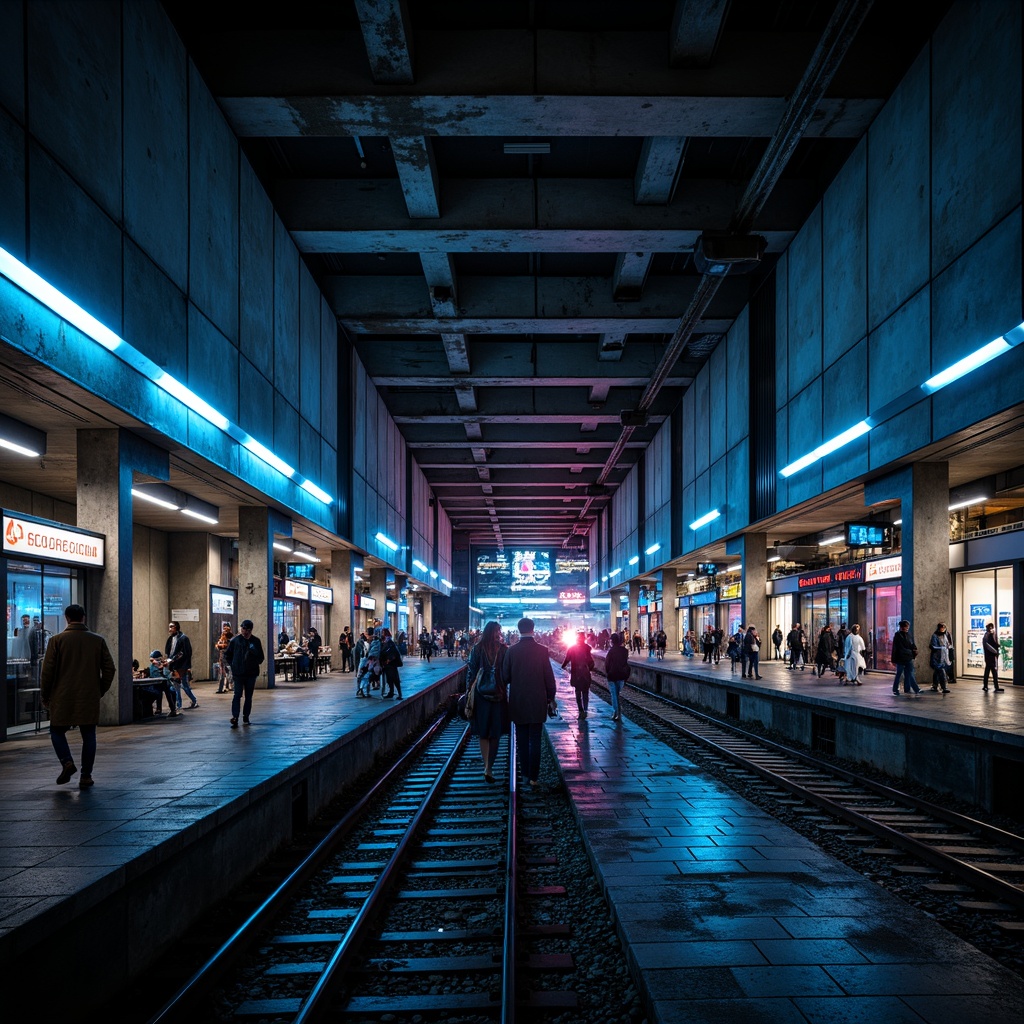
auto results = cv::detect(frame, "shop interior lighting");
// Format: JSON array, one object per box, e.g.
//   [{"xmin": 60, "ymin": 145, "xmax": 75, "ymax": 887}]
[
  {"xmin": 375, "ymin": 532, "xmax": 399, "ymax": 552},
  {"xmin": 628, "ymin": 555, "xmax": 639, "ymax": 565},
  {"xmin": 948, "ymin": 495, "xmax": 988, "ymax": 511},
  {"xmin": 727, "ymin": 563, "xmax": 741, "ymax": 572},
  {"xmin": 412, "ymin": 559, "xmax": 429, "ymax": 572},
  {"xmin": 780, "ymin": 420, "xmax": 871, "ymax": 478},
  {"xmin": 0, "ymin": 413, "xmax": 47, "ymax": 458},
  {"xmin": 0, "ymin": 245, "xmax": 333, "ymax": 505},
  {"xmin": 819, "ymin": 535, "xmax": 845, "ymax": 546},
  {"xmin": 690, "ymin": 508, "xmax": 721, "ymax": 530},
  {"xmin": 645, "ymin": 542, "xmax": 661, "ymax": 555},
  {"xmin": 767, "ymin": 555, "xmax": 782, "ymax": 563},
  {"xmin": 893, "ymin": 518, "xmax": 902, "ymax": 525}
]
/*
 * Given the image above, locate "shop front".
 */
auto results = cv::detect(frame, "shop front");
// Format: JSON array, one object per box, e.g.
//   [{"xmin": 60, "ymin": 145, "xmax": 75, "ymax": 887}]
[
  {"xmin": 2, "ymin": 510, "xmax": 104, "ymax": 738},
  {"xmin": 273, "ymin": 577, "xmax": 310, "ymax": 644}
]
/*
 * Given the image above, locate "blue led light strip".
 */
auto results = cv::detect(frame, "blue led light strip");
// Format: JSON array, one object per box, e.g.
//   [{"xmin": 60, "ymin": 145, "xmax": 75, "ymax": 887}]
[{"xmin": 0, "ymin": 246, "xmax": 333, "ymax": 504}]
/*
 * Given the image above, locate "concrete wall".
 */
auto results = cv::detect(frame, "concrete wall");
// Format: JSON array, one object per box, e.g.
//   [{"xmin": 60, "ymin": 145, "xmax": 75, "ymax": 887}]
[{"xmin": 131, "ymin": 524, "xmax": 169, "ymax": 672}]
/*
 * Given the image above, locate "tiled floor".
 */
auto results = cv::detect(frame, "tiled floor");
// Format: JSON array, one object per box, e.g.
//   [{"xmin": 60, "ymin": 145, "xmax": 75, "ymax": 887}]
[{"xmin": 546, "ymin": 689, "xmax": 1024, "ymax": 1024}]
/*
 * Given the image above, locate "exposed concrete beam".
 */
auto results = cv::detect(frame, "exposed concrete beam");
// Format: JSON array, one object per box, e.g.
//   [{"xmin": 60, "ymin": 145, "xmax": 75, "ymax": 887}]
[
  {"xmin": 278, "ymin": 177, "xmax": 810, "ymax": 242},
  {"xmin": 454, "ymin": 385, "xmax": 477, "ymax": 412},
  {"xmin": 354, "ymin": 0, "xmax": 415, "ymax": 83},
  {"xmin": 392, "ymin": 135, "xmax": 440, "ymax": 218},
  {"xmin": 635, "ymin": 137, "xmax": 687, "ymax": 204},
  {"xmin": 670, "ymin": 0, "xmax": 731, "ymax": 67},
  {"xmin": 372, "ymin": 375, "xmax": 693, "ymax": 389},
  {"xmin": 588, "ymin": 382, "xmax": 612, "ymax": 405},
  {"xmin": 611, "ymin": 255, "xmax": 653, "ymax": 303}
]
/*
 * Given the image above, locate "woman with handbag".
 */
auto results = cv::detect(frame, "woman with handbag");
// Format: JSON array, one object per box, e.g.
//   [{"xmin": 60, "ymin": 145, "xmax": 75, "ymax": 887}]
[
  {"xmin": 465, "ymin": 621, "xmax": 509, "ymax": 781},
  {"xmin": 929, "ymin": 623, "xmax": 953, "ymax": 694},
  {"xmin": 561, "ymin": 631, "xmax": 595, "ymax": 720}
]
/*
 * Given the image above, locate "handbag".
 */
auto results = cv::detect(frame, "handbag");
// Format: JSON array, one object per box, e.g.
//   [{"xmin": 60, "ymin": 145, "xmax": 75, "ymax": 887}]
[{"xmin": 473, "ymin": 653, "xmax": 502, "ymax": 700}]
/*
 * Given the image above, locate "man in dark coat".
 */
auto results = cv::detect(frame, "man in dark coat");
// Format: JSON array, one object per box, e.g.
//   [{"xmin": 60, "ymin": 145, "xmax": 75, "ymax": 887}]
[
  {"xmin": 500, "ymin": 617, "xmax": 556, "ymax": 788},
  {"xmin": 226, "ymin": 619, "xmax": 266, "ymax": 727},
  {"xmin": 40, "ymin": 604, "xmax": 115, "ymax": 788}
]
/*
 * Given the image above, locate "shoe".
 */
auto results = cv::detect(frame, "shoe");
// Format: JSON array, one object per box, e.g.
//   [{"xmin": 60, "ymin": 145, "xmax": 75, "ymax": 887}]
[
  {"xmin": 79, "ymin": 775, "xmax": 94, "ymax": 788},
  {"xmin": 169, "ymin": 709, "xmax": 180, "ymax": 717},
  {"xmin": 56, "ymin": 761, "xmax": 77, "ymax": 785},
  {"xmin": 190, "ymin": 701, "xmax": 198, "ymax": 709},
  {"xmin": 230, "ymin": 717, "xmax": 238, "ymax": 728},
  {"xmin": 942, "ymin": 690, "xmax": 952, "ymax": 694},
  {"xmin": 983, "ymin": 685, "xmax": 988, "ymax": 690},
  {"xmin": 216, "ymin": 688, "xmax": 225, "ymax": 694},
  {"xmin": 243, "ymin": 717, "xmax": 250, "ymax": 725},
  {"xmin": 892, "ymin": 690, "xmax": 900, "ymax": 695},
  {"xmin": 484, "ymin": 771, "xmax": 495, "ymax": 782},
  {"xmin": 855, "ymin": 681, "xmax": 862, "ymax": 685},
  {"xmin": 755, "ymin": 675, "xmax": 762, "ymax": 679},
  {"xmin": 581, "ymin": 709, "xmax": 587, "ymax": 719},
  {"xmin": 995, "ymin": 686, "xmax": 1005, "ymax": 692},
  {"xmin": 612, "ymin": 711, "xmax": 620, "ymax": 721}
]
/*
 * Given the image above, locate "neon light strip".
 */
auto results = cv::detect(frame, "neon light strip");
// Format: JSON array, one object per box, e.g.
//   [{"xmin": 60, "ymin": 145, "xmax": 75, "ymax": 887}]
[
  {"xmin": 779, "ymin": 421, "xmax": 871, "ymax": 478},
  {"xmin": 689, "ymin": 508, "xmax": 721, "ymax": 530}
]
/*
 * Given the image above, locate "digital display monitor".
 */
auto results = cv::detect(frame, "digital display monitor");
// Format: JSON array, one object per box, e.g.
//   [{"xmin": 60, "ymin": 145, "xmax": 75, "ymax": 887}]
[
  {"xmin": 696, "ymin": 562, "xmax": 718, "ymax": 576},
  {"xmin": 845, "ymin": 522, "xmax": 892, "ymax": 548},
  {"xmin": 473, "ymin": 548, "xmax": 590, "ymax": 608}
]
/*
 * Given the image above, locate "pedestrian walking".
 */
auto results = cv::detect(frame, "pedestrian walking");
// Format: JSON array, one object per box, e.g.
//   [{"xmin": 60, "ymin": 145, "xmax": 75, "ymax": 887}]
[
  {"xmin": 928, "ymin": 623, "xmax": 953, "ymax": 694},
  {"xmin": 561, "ymin": 631, "xmax": 594, "ymax": 720},
  {"xmin": 226, "ymin": 620, "xmax": 266, "ymax": 726},
  {"xmin": 786, "ymin": 623, "xmax": 805, "ymax": 670},
  {"xmin": 500, "ymin": 617, "xmax": 557, "ymax": 789},
  {"xmin": 891, "ymin": 620, "xmax": 921, "ymax": 696},
  {"xmin": 604, "ymin": 632, "xmax": 630, "ymax": 720},
  {"xmin": 40, "ymin": 604, "xmax": 115, "ymax": 788},
  {"xmin": 771, "ymin": 625, "xmax": 783, "ymax": 660},
  {"xmin": 465, "ymin": 621, "xmax": 509, "ymax": 780},
  {"xmin": 743, "ymin": 625, "xmax": 763, "ymax": 679},
  {"xmin": 165, "ymin": 620, "xmax": 198, "ymax": 709},
  {"xmin": 379, "ymin": 628, "xmax": 404, "ymax": 699},
  {"xmin": 982, "ymin": 623, "xmax": 1004, "ymax": 691},
  {"xmin": 843, "ymin": 624, "xmax": 866, "ymax": 685}
]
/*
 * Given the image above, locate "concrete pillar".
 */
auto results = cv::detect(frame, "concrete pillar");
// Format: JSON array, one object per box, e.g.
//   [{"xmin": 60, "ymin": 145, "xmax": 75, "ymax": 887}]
[
  {"xmin": 169, "ymin": 533, "xmax": 212, "ymax": 680},
  {"xmin": 370, "ymin": 568, "xmax": 388, "ymax": 631},
  {"xmin": 865, "ymin": 463, "xmax": 949, "ymax": 642},
  {"xmin": 727, "ymin": 532, "xmax": 768, "ymax": 638},
  {"xmin": 628, "ymin": 581, "xmax": 641, "ymax": 637},
  {"xmin": 77, "ymin": 428, "xmax": 168, "ymax": 725},
  {"xmin": 394, "ymin": 573, "xmax": 408, "ymax": 638},
  {"xmin": 238, "ymin": 505, "xmax": 291, "ymax": 689},
  {"xmin": 661, "ymin": 568, "xmax": 679, "ymax": 653},
  {"xmin": 609, "ymin": 587, "xmax": 625, "ymax": 634},
  {"xmin": 422, "ymin": 592, "xmax": 434, "ymax": 634},
  {"xmin": 405, "ymin": 585, "xmax": 417, "ymax": 648},
  {"xmin": 330, "ymin": 549, "xmax": 362, "ymax": 645}
]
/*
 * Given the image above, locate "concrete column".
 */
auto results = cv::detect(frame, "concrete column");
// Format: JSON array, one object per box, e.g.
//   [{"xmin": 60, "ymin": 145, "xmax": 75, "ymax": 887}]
[
  {"xmin": 170, "ymin": 533, "xmax": 212, "ymax": 680},
  {"xmin": 661, "ymin": 568, "xmax": 679, "ymax": 653},
  {"xmin": 330, "ymin": 549, "xmax": 362, "ymax": 645},
  {"xmin": 77, "ymin": 429, "xmax": 168, "ymax": 725},
  {"xmin": 394, "ymin": 573, "xmax": 408, "ymax": 637},
  {"xmin": 609, "ymin": 587, "xmax": 624, "ymax": 634},
  {"xmin": 422, "ymin": 592, "xmax": 434, "ymax": 634},
  {"xmin": 727, "ymin": 532, "xmax": 768, "ymax": 638},
  {"xmin": 238, "ymin": 505, "xmax": 291, "ymax": 689},
  {"xmin": 405, "ymin": 586, "xmax": 417, "ymax": 647},
  {"xmin": 370, "ymin": 568, "xmax": 388, "ymax": 631},
  {"xmin": 628, "ymin": 581, "xmax": 641, "ymax": 637},
  {"xmin": 866, "ymin": 463, "xmax": 949, "ymax": 641}
]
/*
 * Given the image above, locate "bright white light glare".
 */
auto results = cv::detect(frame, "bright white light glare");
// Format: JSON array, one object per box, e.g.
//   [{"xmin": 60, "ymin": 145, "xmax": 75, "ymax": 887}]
[
  {"xmin": 893, "ymin": 519, "xmax": 902, "ymax": 525},
  {"xmin": 300, "ymin": 479, "xmax": 333, "ymax": 504},
  {"xmin": 180, "ymin": 508, "xmax": 219, "ymax": 525},
  {"xmin": 645, "ymin": 543, "xmax": 661, "ymax": 555},
  {"xmin": 779, "ymin": 420, "xmax": 871, "ymax": 478},
  {"xmin": 727, "ymin": 563, "xmax": 741, "ymax": 572},
  {"xmin": 589, "ymin": 582, "xmax": 598, "ymax": 589},
  {"xmin": 608, "ymin": 567, "xmax": 622, "ymax": 577},
  {"xmin": 273, "ymin": 541, "xmax": 292, "ymax": 552},
  {"xmin": 244, "ymin": 438, "xmax": 295, "ymax": 477},
  {"xmin": 767, "ymin": 555, "xmax": 781, "ymax": 563},
  {"xmin": 687, "ymin": 572, "xmax": 695, "ymax": 577},
  {"xmin": 292, "ymin": 550, "xmax": 321, "ymax": 563},
  {"xmin": 0, "ymin": 436, "xmax": 41, "ymax": 457},
  {"xmin": 131, "ymin": 487, "xmax": 179, "ymax": 511},
  {"xmin": 154, "ymin": 373, "xmax": 231, "ymax": 430},
  {"xmin": 948, "ymin": 496, "xmax": 987, "ymax": 511},
  {"xmin": 440, "ymin": 578, "xmax": 452, "ymax": 588},
  {"xmin": 529, "ymin": 598, "xmax": 557, "ymax": 604},
  {"xmin": 628, "ymin": 555, "xmax": 639, "ymax": 565},
  {"xmin": 922, "ymin": 339, "xmax": 1011, "ymax": 394},
  {"xmin": 690, "ymin": 509, "xmax": 721, "ymax": 530},
  {"xmin": 374, "ymin": 532, "xmax": 399, "ymax": 552},
  {"xmin": 480, "ymin": 597, "xmax": 516, "ymax": 604},
  {"xmin": 590, "ymin": 596, "xmax": 611, "ymax": 605},
  {"xmin": 0, "ymin": 245, "xmax": 123, "ymax": 352},
  {"xmin": 412, "ymin": 559, "xmax": 429, "ymax": 572},
  {"xmin": 601, "ymin": 575, "xmax": 608, "ymax": 582},
  {"xmin": 429, "ymin": 570, "xmax": 438, "ymax": 579},
  {"xmin": 819, "ymin": 535, "xmax": 845, "ymax": 546}
]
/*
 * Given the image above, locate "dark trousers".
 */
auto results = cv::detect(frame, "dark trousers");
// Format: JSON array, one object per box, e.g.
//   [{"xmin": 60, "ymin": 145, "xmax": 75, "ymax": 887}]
[
  {"xmin": 983, "ymin": 658, "xmax": 999, "ymax": 687},
  {"xmin": 50, "ymin": 724, "xmax": 96, "ymax": 774},
  {"xmin": 516, "ymin": 722, "xmax": 544, "ymax": 782},
  {"xmin": 231, "ymin": 674, "xmax": 257, "ymax": 720}
]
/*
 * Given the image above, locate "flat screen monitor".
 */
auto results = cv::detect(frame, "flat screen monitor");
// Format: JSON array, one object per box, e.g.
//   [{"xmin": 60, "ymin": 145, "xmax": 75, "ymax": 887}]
[
  {"xmin": 696, "ymin": 562, "xmax": 718, "ymax": 576},
  {"xmin": 845, "ymin": 522, "xmax": 892, "ymax": 548}
]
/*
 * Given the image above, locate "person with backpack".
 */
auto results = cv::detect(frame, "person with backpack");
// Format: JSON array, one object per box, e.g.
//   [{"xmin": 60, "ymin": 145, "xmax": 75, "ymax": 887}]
[
  {"xmin": 465, "ymin": 621, "xmax": 509, "ymax": 780},
  {"xmin": 604, "ymin": 631, "xmax": 630, "ymax": 721},
  {"xmin": 378, "ymin": 627, "xmax": 403, "ymax": 699}
]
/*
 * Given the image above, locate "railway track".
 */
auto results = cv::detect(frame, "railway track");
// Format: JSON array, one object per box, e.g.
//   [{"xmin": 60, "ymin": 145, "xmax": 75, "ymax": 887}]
[
  {"xmin": 149, "ymin": 710, "xmax": 576, "ymax": 1023},
  {"xmin": 601, "ymin": 680, "xmax": 1024, "ymax": 922}
]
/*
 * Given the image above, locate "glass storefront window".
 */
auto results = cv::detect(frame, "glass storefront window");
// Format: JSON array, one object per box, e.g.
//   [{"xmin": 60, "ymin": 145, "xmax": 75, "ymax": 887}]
[
  {"xmin": 872, "ymin": 585, "xmax": 901, "ymax": 673},
  {"xmin": 957, "ymin": 567, "xmax": 1013, "ymax": 677},
  {"xmin": 273, "ymin": 599, "xmax": 303, "ymax": 647}
]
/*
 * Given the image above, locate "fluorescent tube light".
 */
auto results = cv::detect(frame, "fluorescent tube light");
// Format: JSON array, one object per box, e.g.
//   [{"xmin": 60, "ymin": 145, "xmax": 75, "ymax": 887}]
[
  {"xmin": 948, "ymin": 496, "xmax": 987, "ymax": 511},
  {"xmin": 131, "ymin": 487, "xmax": 179, "ymax": 511},
  {"xmin": 589, "ymin": 582, "xmax": 598, "ymax": 589},
  {"xmin": 0, "ymin": 437, "xmax": 41, "ymax": 458},
  {"xmin": 608, "ymin": 567, "xmax": 622, "ymax": 578},
  {"xmin": 375, "ymin": 532, "xmax": 399, "ymax": 552},
  {"xmin": 645, "ymin": 543, "xmax": 661, "ymax": 555},
  {"xmin": 180, "ymin": 508, "xmax": 219, "ymax": 525},
  {"xmin": 727, "ymin": 563, "xmax": 741, "ymax": 572},
  {"xmin": 440, "ymin": 578, "xmax": 452, "ymax": 588},
  {"xmin": 779, "ymin": 420, "xmax": 871, "ymax": 478},
  {"xmin": 412, "ymin": 559, "xmax": 429, "ymax": 572},
  {"xmin": 893, "ymin": 519, "xmax": 902, "ymax": 525},
  {"xmin": 690, "ymin": 509, "xmax": 721, "ymax": 530},
  {"xmin": 767, "ymin": 555, "xmax": 781, "ymax": 563},
  {"xmin": 273, "ymin": 542, "xmax": 293, "ymax": 552},
  {"xmin": 628, "ymin": 555, "xmax": 639, "ymax": 565},
  {"xmin": 819, "ymin": 535, "xmax": 845, "ymax": 546},
  {"xmin": 922, "ymin": 339, "xmax": 1011, "ymax": 394},
  {"xmin": 154, "ymin": 373, "xmax": 230, "ymax": 430},
  {"xmin": 301, "ymin": 479, "xmax": 333, "ymax": 504},
  {"xmin": 244, "ymin": 437, "xmax": 295, "ymax": 477},
  {"xmin": 429, "ymin": 570, "xmax": 438, "ymax": 579}
]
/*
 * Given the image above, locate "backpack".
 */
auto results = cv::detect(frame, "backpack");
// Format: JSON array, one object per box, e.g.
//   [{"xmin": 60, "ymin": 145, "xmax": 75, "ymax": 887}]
[{"xmin": 473, "ymin": 654, "xmax": 502, "ymax": 700}]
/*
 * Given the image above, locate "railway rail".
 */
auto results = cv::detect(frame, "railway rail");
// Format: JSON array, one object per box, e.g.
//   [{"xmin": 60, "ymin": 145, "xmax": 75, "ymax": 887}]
[{"xmin": 602, "ymin": 679, "xmax": 1024, "ymax": 921}]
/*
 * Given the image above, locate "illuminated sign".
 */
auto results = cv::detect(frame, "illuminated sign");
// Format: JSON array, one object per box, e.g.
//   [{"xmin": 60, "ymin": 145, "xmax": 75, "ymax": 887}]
[
  {"xmin": 798, "ymin": 564, "xmax": 864, "ymax": 589},
  {"xmin": 865, "ymin": 555, "xmax": 902, "ymax": 582},
  {"xmin": 355, "ymin": 593, "xmax": 376, "ymax": 610},
  {"xmin": 284, "ymin": 579, "xmax": 310, "ymax": 600},
  {"xmin": 719, "ymin": 582, "xmax": 742, "ymax": 599},
  {"xmin": 3, "ymin": 512, "xmax": 105, "ymax": 567},
  {"xmin": 310, "ymin": 585, "xmax": 333, "ymax": 604},
  {"xmin": 559, "ymin": 589, "xmax": 586, "ymax": 604}
]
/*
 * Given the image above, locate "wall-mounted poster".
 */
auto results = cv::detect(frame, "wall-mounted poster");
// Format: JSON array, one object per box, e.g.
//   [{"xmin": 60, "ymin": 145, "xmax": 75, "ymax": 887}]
[{"xmin": 969, "ymin": 603, "xmax": 992, "ymax": 631}]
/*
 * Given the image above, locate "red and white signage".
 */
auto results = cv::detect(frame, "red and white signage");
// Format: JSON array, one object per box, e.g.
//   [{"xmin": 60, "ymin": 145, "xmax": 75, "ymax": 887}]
[
  {"xmin": 3, "ymin": 513, "xmax": 105, "ymax": 567},
  {"xmin": 284, "ymin": 579, "xmax": 310, "ymax": 600},
  {"xmin": 865, "ymin": 555, "xmax": 902, "ymax": 582}
]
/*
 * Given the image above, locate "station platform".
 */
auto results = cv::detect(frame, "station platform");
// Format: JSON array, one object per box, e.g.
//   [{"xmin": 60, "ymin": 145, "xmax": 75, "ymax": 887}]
[
  {"xmin": 0, "ymin": 657, "xmax": 464, "ymax": 1020},
  {"xmin": 546, "ymin": 693, "xmax": 1024, "ymax": 1024},
  {"xmin": 595, "ymin": 650, "xmax": 1024, "ymax": 815}
]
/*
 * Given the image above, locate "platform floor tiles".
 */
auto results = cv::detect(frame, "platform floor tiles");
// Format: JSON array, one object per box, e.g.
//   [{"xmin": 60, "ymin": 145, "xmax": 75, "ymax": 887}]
[{"xmin": 545, "ymin": 694, "xmax": 1024, "ymax": 1024}]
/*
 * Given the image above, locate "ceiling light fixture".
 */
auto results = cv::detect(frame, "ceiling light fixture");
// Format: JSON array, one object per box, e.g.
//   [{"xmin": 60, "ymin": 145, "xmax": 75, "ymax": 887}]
[
  {"xmin": 948, "ymin": 496, "xmax": 988, "ymax": 511},
  {"xmin": 645, "ymin": 542, "xmax": 661, "ymax": 555},
  {"xmin": 780, "ymin": 420, "xmax": 871, "ymax": 478},
  {"xmin": 0, "ymin": 413, "xmax": 46, "ymax": 458},
  {"xmin": 690, "ymin": 509, "xmax": 721, "ymax": 530},
  {"xmin": 375, "ymin": 532, "xmax": 399, "ymax": 552}
]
